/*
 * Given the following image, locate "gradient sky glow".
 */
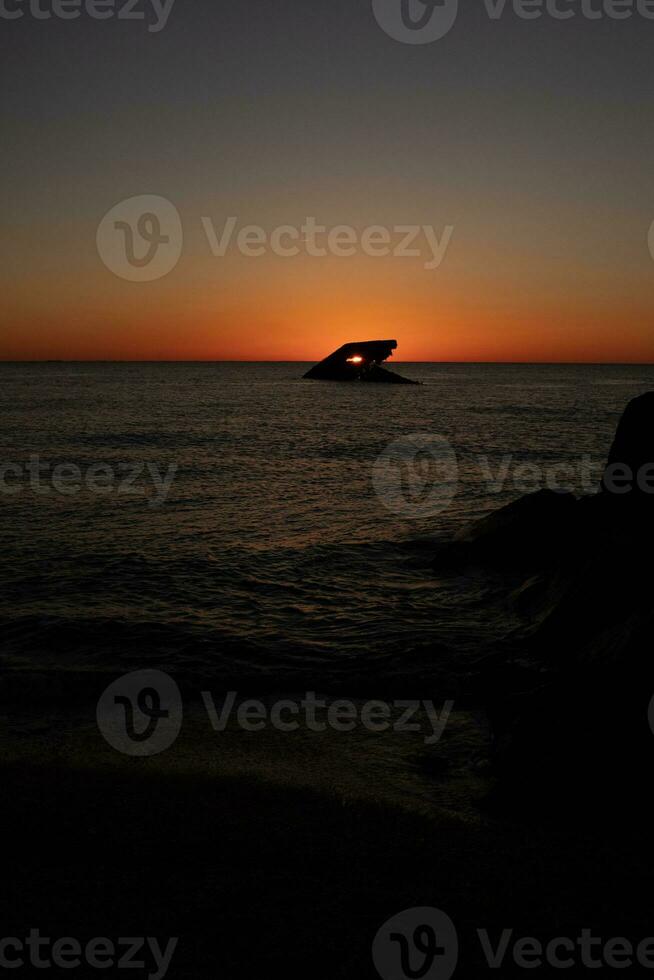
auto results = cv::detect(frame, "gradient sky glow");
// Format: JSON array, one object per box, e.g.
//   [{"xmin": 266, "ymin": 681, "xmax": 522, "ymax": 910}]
[{"xmin": 2, "ymin": 0, "xmax": 654, "ymax": 361}]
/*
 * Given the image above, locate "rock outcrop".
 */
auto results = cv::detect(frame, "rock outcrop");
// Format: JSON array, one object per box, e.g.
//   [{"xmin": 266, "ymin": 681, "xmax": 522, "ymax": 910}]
[
  {"xmin": 450, "ymin": 393, "xmax": 654, "ymax": 807},
  {"xmin": 438, "ymin": 488, "xmax": 579, "ymax": 570},
  {"xmin": 600, "ymin": 390, "xmax": 654, "ymax": 520}
]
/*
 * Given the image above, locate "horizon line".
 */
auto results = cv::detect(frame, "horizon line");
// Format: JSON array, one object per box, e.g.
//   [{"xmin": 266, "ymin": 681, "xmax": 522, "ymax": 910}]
[{"xmin": 2, "ymin": 359, "xmax": 654, "ymax": 367}]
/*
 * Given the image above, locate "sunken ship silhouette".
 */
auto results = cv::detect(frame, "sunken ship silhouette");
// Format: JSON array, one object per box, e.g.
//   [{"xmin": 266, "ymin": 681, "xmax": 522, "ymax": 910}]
[{"xmin": 303, "ymin": 340, "xmax": 418, "ymax": 384}]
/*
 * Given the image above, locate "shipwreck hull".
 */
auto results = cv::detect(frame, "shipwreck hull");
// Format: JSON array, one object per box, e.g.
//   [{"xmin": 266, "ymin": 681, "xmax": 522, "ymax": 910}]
[{"xmin": 303, "ymin": 340, "xmax": 418, "ymax": 384}]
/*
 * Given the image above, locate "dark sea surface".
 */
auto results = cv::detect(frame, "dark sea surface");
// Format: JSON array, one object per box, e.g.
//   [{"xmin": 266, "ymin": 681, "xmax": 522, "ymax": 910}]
[{"xmin": 2, "ymin": 361, "xmax": 654, "ymax": 690}]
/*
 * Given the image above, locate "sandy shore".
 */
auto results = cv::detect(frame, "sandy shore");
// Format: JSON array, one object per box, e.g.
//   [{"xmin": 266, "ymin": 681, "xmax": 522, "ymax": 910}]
[{"xmin": 2, "ymin": 685, "xmax": 652, "ymax": 977}]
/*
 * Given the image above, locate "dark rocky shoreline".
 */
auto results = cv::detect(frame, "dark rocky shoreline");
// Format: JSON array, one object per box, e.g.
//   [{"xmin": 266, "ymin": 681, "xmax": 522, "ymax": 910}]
[{"xmin": 434, "ymin": 392, "xmax": 654, "ymax": 809}]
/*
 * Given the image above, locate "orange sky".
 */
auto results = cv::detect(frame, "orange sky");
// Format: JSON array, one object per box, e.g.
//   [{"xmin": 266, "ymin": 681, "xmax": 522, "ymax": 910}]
[
  {"xmin": 4, "ymin": 188, "xmax": 654, "ymax": 363},
  {"xmin": 4, "ymin": 0, "xmax": 654, "ymax": 364},
  {"xmin": 4, "ymin": 252, "xmax": 654, "ymax": 362}
]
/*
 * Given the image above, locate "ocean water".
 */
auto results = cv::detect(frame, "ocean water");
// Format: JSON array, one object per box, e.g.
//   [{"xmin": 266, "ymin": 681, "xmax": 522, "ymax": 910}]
[{"xmin": 2, "ymin": 361, "xmax": 653, "ymax": 690}]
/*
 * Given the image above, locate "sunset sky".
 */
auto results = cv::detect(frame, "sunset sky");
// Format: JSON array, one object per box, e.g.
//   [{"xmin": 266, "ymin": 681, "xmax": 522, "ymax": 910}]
[{"xmin": 2, "ymin": 0, "xmax": 654, "ymax": 362}]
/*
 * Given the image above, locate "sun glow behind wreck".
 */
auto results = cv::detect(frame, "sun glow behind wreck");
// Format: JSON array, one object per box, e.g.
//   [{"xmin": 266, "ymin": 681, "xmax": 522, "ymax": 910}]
[{"xmin": 304, "ymin": 341, "xmax": 418, "ymax": 383}]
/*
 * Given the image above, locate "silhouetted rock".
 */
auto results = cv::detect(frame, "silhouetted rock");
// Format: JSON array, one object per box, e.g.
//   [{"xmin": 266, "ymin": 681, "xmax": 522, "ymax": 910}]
[
  {"xmin": 601, "ymin": 391, "xmax": 654, "ymax": 520},
  {"xmin": 603, "ymin": 390, "xmax": 654, "ymax": 481},
  {"xmin": 432, "ymin": 489, "xmax": 579, "ymax": 572},
  {"xmin": 447, "ymin": 392, "xmax": 654, "ymax": 806},
  {"xmin": 457, "ymin": 489, "xmax": 578, "ymax": 567}
]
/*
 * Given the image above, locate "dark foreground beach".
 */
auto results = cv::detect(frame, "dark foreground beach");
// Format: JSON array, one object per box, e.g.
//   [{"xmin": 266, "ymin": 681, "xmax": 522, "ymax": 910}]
[
  {"xmin": 3, "ymin": 629, "xmax": 654, "ymax": 980},
  {"xmin": 3, "ymin": 742, "xmax": 654, "ymax": 979}
]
